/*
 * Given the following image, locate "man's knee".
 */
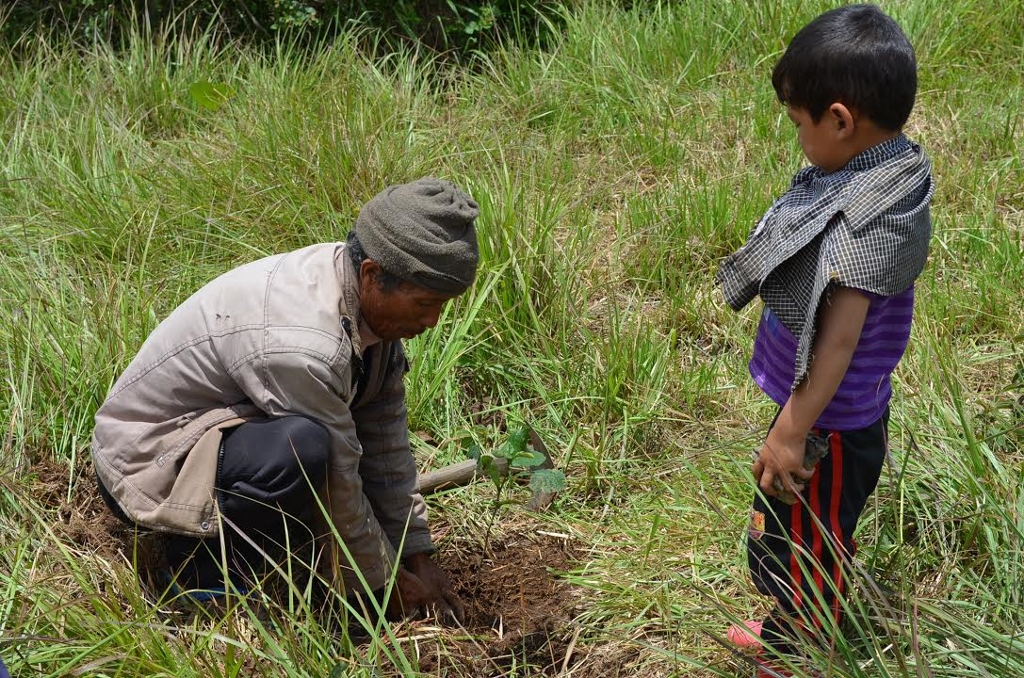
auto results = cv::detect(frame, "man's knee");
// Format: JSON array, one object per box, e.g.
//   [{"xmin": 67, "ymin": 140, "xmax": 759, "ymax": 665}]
[
  {"xmin": 222, "ymin": 416, "xmax": 329, "ymax": 480},
  {"xmin": 273, "ymin": 415, "xmax": 330, "ymax": 476},
  {"xmin": 218, "ymin": 416, "xmax": 330, "ymax": 526}
]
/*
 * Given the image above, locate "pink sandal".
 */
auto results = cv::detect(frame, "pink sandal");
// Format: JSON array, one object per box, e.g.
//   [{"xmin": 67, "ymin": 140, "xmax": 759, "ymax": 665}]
[{"xmin": 726, "ymin": 619, "xmax": 764, "ymax": 649}]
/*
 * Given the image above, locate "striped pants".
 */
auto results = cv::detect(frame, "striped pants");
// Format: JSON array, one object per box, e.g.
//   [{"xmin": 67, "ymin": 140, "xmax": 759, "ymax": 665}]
[{"xmin": 747, "ymin": 411, "xmax": 888, "ymax": 653}]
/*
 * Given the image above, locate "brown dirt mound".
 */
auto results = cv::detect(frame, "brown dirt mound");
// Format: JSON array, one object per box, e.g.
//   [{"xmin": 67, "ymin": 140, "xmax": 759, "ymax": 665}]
[
  {"xmin": 28, "ymin": 458, "xmax": 132, "ymax": 563},
  {"xmin": 414, "ymin": 529, "xmax": 583, "ymax": 676},
  {"xmin": 401, "ymin": 525, "xmax": 657, "ymax": 677}
]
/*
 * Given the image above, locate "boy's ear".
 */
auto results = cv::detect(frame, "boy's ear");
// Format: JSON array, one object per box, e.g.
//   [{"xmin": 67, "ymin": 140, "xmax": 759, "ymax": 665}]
[{"xmin": 829, "ymin": 103, "xmax": 856, "ymax": 138}]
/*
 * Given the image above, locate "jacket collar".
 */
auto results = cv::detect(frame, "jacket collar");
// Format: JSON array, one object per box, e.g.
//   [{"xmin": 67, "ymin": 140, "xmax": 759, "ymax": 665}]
[{"xmin": 336, "ymin": 244, "xmax": 364, "ymax": 356}]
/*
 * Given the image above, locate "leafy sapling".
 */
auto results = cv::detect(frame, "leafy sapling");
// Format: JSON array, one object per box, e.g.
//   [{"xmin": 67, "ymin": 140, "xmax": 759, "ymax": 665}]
[{"xmin": 465, "ymin": 424, "xmax": 566, "ymax": 550}]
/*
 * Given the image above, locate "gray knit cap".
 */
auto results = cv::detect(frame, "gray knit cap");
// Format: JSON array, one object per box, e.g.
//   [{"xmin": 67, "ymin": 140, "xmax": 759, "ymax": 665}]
[{"xmin": 354, "ymin": 177, "xmax": 480, "ymax": 294}]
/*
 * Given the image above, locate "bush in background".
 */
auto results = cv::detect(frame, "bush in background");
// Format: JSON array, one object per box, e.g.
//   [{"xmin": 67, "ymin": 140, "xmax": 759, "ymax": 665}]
[{"xmin": 0, "ymin": 0, "xmax": 563, "ymax": 54}]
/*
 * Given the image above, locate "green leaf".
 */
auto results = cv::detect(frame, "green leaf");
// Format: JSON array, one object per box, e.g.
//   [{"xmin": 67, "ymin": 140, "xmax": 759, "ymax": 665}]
[
  {"xmin": 511, "ymin": 449, "xmax": 547, "ymax": 470},
  {"xmin": 529, "ymin": 469, "xmax": 566, "ymax": 494},
  {"xmin": 188, "ymin": 80, "xmax": 236, "ymax": 112},
  {"xmin": 497, "ymin": 425, "xmax": 530, "ymax": 459},
  {"xmin": 464, "ymin": 441, "xmax": 482, "ymax": 461},
  {"xmin": 509, "ymin": 425, "xmax": 530, "ymax": 449}
]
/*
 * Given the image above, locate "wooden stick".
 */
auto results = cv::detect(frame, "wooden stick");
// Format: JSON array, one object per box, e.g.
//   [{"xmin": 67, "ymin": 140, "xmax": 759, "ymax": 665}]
[{"xmin": 417, "ymin": 457, "xmax": 509, "ymax": 495}]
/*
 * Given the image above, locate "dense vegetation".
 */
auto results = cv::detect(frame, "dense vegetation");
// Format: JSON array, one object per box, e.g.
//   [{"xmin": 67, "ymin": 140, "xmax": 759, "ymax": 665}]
[
  {"xmin": 1, "ymin": 0, "xmax": 1022, "ymax": 676},
  {"xmin": 0, "ymin": 0, "xmax": 563, "ymax": 53}
]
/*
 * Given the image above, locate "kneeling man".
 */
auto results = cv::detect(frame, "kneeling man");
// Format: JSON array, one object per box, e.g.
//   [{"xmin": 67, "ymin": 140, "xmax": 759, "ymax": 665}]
[{"xmin": 92, "ymin": 177, "xmax": 477, "ymax": 621}]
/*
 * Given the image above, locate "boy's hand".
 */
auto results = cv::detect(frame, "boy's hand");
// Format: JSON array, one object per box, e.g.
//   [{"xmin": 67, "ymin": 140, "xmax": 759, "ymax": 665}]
[{"xmin": 753, "ymin": 427, "xmax": 815, "ymax": 504}]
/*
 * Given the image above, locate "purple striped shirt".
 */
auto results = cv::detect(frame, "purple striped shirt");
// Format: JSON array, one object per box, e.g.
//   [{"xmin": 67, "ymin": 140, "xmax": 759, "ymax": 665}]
[{"xmin": 749, "ymin": 287, "xmax": 915, "ymax": 430}]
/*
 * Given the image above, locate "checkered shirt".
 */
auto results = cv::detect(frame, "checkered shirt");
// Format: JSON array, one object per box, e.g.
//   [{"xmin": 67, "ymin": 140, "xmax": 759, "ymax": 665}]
[{"xmin": 717, "ymin": 134, "xmax": 934, "ymax": 388}]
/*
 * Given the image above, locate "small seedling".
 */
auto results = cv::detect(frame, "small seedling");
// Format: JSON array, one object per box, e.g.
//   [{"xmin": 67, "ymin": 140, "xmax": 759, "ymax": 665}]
[{"xmin": 465, "ymin": 424, "xmax": 566, "ymax": 551}]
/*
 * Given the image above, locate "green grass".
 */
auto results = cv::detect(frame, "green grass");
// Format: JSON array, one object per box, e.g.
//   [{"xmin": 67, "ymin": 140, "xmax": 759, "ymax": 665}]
[{"xmin": 2, "ymin": 0, "xmax": 1023, "ymax": 675}]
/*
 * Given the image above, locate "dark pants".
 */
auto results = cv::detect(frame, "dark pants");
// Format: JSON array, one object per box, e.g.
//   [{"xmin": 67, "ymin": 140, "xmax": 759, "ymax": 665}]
[
  {"xmin": 747, "ymin": 412, "xmax": 888, "ymax": 654},
  {"xmin": 99, "ymin": 415, "xmax": 330, "ymax": 592}
]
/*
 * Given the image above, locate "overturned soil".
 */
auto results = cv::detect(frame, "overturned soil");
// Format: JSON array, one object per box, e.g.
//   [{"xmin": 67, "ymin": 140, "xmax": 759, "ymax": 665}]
[
  {"xmin": 34, "ymin": 460, "xmax": 631, "ymax": 677},
  {"xmin": 30, "ymin": 457, "xmax": 134, "ymax": 564},
  {"xmin": 417, "ymin": 530, "xmax": 584, "ymax": 676}
]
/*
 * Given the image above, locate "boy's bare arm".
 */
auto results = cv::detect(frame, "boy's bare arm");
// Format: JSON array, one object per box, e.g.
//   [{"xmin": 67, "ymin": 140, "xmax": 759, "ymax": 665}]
[{"xmin": 753, "ymin": 286, "xmax": 870, "ymax": 500}]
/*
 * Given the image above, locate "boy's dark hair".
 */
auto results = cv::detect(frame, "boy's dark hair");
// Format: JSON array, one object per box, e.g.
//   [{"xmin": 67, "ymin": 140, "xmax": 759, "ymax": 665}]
[
  {"xmin": 772, "ymin": 4, "xmax": 917, "ymax": 131},
  {"xmin": 346, "ymin": 231, "xmax": 404, "ymax": 292}
]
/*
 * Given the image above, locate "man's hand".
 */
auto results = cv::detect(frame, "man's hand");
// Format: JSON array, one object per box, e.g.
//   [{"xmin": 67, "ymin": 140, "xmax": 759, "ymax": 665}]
[
  {"xmin": 385, "ymin": 552, "xmax": 465, "ymax": 624},
  {"xmin": 753, "ymin": 426, "xmax": 814, "ymax": 504},
  {"xmin": 383, "ymin": 567, "xmax": 428, "ymax": 621}
]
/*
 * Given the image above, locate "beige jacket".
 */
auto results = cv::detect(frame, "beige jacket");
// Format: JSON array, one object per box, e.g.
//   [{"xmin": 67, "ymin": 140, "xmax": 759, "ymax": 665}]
[{"xmin": 92, "ymin": 243, "xmax": 431, "ymax": 590}]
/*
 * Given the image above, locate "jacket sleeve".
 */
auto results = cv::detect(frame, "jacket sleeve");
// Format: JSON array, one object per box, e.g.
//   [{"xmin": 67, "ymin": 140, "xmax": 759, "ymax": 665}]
[
  {"xmin": 352, "ymin": 343, "xmax": 434, "ymax": 559},
  {"xmin": 230, "ymin": 347, "xmax": 398, "ymax": 593}
]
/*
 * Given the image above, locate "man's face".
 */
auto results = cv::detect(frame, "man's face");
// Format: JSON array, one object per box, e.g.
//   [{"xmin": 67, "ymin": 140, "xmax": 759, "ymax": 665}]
[{"xmin": 359, "ymin": 261, "xmax": 459, "ymax": 341}]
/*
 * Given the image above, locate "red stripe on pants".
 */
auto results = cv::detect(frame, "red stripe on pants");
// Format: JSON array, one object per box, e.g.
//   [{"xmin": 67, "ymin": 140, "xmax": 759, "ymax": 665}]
[
  {"xmin": 829, "ymin": 431, "xmax": 845, "ymax": 621},
  {"xmin": 808, "ymin": 464, "xmax": 824, "ymax": 622},
  {"xmin": 790, "ymin": 500, "xmax": 803, "ymax": 611}
]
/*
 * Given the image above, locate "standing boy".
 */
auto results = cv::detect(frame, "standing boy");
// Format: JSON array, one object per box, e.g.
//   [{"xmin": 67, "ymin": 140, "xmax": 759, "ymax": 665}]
[{"xmin": 716, "ymin": 5, "xmax": 934, "ymax": 675}]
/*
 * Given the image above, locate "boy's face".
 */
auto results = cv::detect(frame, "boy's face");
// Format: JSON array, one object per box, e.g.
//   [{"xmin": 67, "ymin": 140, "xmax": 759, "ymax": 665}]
[{"xmin": 786, "ymin": 104, "xmax": 849, "ymax": 174}]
